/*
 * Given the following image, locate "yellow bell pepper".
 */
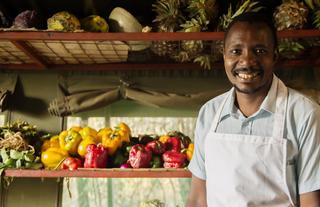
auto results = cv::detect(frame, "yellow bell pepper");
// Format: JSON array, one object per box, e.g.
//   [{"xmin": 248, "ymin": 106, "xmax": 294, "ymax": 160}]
[
  {"xmin": 41, "ymin": 147, "xmax": 69, "ymax": 169},
  {"xmin": 41, "ymin": 135, "xmax": 60, "ymax": 152},
  {"xmin": 97, "ymin": 127, "xmax": 112, "ymax": 142},
  {"xmin": 186, "ymin": 143, "xmax": 194, "ymax": 161},
  {"xmin": 113, "ymin": 127, "xmax": 130, "ymax": 143},
  {"xmin": 59, "ymin": 130, "xmax": 82, "ymax": 155},
  {"xmin": 79, "ymin": 126, "xmax": 98, "ymax": 139},
  {"xmin": 77, "ymin": 135, "xmax": 98, "ymax": 158},
  {"xmin": 101, "ymin": 131, "xmax": 122, "ymax": 156},
  {"xmin": 116, "ymin": 122, "xmax": 132, "ymax": 137},
  {"xmin": 159, "ymin": 135, "xmax": 170, "ymax": 144},
  {"xmin": 70, "ymin": 126, "xmax": 82, "ymax": 132}
]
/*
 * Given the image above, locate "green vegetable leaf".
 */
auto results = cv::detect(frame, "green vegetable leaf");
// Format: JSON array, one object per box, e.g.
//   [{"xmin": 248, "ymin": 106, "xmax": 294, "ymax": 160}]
[
  {"xmin": 1, "ymin": 149, "xmax": 9, "ymax": 163},
  {"xmin": 10, "ymin": 150, "xmax": 23, "ymax": 160},
  {"xmin": 24, "ymin": 153, "xmax": 35, "ymax": 162},
  {"xmin": 15, "ymin": 159, "xmax": 22, "ymax": 168}
]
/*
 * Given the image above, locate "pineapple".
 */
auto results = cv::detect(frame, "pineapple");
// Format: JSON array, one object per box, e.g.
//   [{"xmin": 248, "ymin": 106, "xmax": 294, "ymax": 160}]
[
  {"xmin": 151, "ymin": 0, "xmax": 186, "ymax": 58},
  {"xmin": 176, "ymin": 0, "xmax": 218, "ymax": 69},
  {"xmin": 187, "ymin": 0, "xmax": 219, "ymax": 23},
  {"xmin": 217, "ymin": 0, "xmax": 263, "ymax": 32},
  {"xmin": 273, "ymin": 0, "xmax": 308, "ymax": 30},
  {"xmin": 214, "ymin": 0, "xmax": 264, "ymax": 62},
  {"xmin": 273, "ymin": 0, "xmax": 309, "ymax": 59},
  {"xmin": 179, "ymin": 17, "xmax": 208, "ymax": 59}
]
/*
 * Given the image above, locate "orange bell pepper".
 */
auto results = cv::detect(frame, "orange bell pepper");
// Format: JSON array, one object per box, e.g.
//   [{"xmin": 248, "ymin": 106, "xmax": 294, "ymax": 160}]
[
  {"xmin": 186, "ymin": 143, "xmax": 194, "ymax": 161},
  {"xmin": 41, "ymin": 135, "xmax": 60, "ymax": 152}
]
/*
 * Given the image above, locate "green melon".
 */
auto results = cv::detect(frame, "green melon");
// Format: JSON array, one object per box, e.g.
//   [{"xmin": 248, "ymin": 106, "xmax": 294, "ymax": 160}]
[{"xmin": 47, "ymin": 11, "xmax": 80, "ymax": 32}]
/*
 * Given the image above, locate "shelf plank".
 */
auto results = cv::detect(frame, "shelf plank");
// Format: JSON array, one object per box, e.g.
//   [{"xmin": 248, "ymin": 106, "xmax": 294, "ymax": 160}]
[
  {"xmin": 0, "ymin": 32, "xmax": 225, "ymax": 41},
  {"xmin": 3, "ymin": 169, "xmax": 192, "ymax": 178},
  {"xmin": 0, "ymin": 30, "xmax": 319, "ymax": 41}
]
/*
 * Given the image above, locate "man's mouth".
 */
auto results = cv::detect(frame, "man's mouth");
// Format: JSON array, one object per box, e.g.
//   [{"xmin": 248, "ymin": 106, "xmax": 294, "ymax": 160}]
[{"xmin": 233, "ymin": 69, "xmax": 262, "ymax": 81}]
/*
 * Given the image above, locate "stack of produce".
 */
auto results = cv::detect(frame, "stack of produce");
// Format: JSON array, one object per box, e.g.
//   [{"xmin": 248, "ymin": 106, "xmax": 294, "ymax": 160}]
[
  {"xmin": 40, "ymin": 122, "xmax": 194, "ymax": 170},
  {"xmin": 46, "ymin": 11, "xmax": 109, "ymax": 32},
  {"xmin": 124, "ymin": 131, "xmax": 193, "ymax": 169},
  {"xmin": 0, "ymin": 121, "xmax": 43, "ymax": 171},
  {"xmin": 40, "ymin": 123, "xmax": 132, "ymax": 170}
]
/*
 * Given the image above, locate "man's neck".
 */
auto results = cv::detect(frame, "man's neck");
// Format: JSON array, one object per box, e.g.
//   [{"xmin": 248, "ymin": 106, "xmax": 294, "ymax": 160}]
[{"xmin": 235, "ymin": 90, "xmax": 268, "ymax": 118}]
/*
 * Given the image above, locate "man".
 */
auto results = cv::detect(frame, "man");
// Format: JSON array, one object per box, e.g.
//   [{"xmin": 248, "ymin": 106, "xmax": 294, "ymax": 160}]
[{"xmin": 186, "ymin": 12, "xmax": 320, "ymax": 207}]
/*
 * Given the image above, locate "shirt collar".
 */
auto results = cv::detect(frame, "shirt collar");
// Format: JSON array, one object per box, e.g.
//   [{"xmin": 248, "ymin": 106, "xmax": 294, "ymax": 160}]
[{"xmin": 220, "ymin": 74, "xmax": 279, "ymax": 121}]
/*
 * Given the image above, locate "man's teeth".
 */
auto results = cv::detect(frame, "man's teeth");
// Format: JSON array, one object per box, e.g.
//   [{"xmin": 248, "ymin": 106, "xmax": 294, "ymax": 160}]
[{"xmin": 237, "ymin": 73, "xmax": 258, "ymax": 79}]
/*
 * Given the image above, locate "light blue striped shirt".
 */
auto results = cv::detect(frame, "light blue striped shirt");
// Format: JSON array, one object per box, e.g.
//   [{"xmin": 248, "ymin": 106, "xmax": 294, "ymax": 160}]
[{"xmin": 189, "ymin": 75, "xmax": 320, "ymax": 196}]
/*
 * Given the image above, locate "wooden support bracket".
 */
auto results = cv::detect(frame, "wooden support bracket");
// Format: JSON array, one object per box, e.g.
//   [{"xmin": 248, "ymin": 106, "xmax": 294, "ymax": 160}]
[{"xmin": 10, "ymin": 40, "xmax": 48, "ymax": 69}]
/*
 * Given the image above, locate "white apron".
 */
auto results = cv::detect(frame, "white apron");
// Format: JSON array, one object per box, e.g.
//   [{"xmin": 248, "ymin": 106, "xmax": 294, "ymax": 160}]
[{"xmin": 204, "ymin": 79, "xmax": 297, "ymax": 207}]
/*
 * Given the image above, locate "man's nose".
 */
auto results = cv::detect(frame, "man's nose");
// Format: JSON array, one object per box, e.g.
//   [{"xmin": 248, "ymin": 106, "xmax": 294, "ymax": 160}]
[{"xmin": 239, "ymin": 51, "xmax": 257, "ymax": 67}]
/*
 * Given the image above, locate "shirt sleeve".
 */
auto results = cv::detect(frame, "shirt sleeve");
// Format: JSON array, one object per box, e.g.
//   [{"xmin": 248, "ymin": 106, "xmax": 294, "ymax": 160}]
[
  {"xmin": 296, "ymin": 106, "xmax": 320, "ymax": 194},
  {"xmin": 188, "ymin": 104, "xmax": 210, "ymax": 180}
]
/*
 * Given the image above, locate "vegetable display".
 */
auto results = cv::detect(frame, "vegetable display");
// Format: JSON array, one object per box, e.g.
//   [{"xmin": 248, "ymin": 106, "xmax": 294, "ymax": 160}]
[{"xmin": 0, "ymin": 121, "xmax": 193, "ymax": 171}]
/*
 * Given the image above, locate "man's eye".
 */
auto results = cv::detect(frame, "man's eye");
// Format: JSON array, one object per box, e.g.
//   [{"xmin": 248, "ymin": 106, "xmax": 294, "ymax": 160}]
[
  {"xmin": 256, "ymin": 49, "xmax": 266, "ymax": 54},
  {"xmin": 231, "ymin": 49, "xmax": 241, "ymax": 54}
]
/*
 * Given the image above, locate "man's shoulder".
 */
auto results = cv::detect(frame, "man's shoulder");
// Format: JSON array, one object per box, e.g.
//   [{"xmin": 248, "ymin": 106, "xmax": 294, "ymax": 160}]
[{"xmin": 287, "ymin": 88, "xmax": 320, "ymax": 114}]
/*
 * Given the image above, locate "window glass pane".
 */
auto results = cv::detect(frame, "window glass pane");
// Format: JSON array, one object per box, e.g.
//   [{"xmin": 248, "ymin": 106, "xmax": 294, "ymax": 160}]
[{"xmin": 62, "ymin": 178, "xmax": 191, "ymax": 207}]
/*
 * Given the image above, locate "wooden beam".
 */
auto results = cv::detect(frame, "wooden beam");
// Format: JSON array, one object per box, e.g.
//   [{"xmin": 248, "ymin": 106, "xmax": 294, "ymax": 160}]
[{"xmin": 10, "ymin": 40, "xmax": 48, "ymax": 69}]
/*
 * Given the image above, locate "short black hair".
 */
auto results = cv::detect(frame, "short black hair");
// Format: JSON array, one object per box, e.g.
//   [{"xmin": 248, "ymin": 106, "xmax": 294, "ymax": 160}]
[{"xmin": 224, "ymin": 12, "xmax": 278, "ymax": 49}]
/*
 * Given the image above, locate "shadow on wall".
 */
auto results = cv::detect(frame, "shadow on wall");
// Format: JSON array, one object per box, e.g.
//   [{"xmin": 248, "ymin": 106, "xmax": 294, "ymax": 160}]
[{"xmin": 8, "ymin": 77, "xmax": 47, "ymax": 117}]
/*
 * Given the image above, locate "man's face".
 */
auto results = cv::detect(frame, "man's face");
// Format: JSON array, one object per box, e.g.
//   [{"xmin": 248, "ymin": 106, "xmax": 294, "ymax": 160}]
[{"xmin": 223, "ymin": 21, "xmax": 278, "ymax": 95}]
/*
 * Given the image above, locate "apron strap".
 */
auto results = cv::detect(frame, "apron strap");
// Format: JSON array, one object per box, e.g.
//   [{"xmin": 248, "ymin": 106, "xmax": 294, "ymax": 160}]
[
  {"xmin": 210, "ymin": 89, "xmax": 232, "ymax": 133},
  {"xmin": 272, "ymin": 79, "xmax": 288, "ymax": 138}
]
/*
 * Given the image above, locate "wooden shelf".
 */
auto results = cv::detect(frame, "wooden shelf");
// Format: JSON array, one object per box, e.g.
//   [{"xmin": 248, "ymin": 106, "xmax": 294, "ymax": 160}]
[
  {"xmin": 0, "ymin": 30, "xmax": 319, "ymax": 70},
  {"xmin": 2, "ymin": 168, "xmax": 192, "ymax": 178}
]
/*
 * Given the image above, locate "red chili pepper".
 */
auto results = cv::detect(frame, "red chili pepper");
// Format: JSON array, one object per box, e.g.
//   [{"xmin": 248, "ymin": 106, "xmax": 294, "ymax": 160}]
[
  {"xmin": 146, "ymin": 140, "xmax": 166, "ymax": 155},
  {"xmin": 61, "ymin": 157, "xmax": 83, "ymax": 170},
  {"xmin": 165, "ymin": 137, "xmax": 181, "ymax": 152},
  {"xmin": 162, "ymin": 151, "xmax": 186, "ymax": 168},
  {"xmin": 84, "ymin": 144, "xmax": 108, "ymax": 168},
  {"xmin": 128, "ymin": 144, "xmax": 152, "ymax": 168}
]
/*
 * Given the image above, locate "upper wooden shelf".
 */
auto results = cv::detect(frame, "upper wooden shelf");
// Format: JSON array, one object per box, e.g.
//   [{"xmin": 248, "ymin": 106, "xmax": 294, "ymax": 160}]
[
  {"xmin": 2, "ymin": 168, "xmax": 192, "ymax": 178},
  {"xmin": 0, "ymin": 30, "xmax": 319, "ymax": 71}
]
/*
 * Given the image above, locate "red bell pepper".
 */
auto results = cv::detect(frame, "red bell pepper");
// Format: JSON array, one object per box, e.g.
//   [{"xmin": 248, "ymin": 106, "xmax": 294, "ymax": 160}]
[
  {"xmin": 146, "ymin": 140, "xmax": 166, "ymax": 155},
  {"xmin": 162, "ymin": 151, "xmax": 186, "ymax": 168},
  {"xmin": 128, "ymin": 144, "xmax": 152, "ymax": 168},
  {"xmin": 61, "ymin": 157, "xmax": 83, "ymax": 170},
  {"xmin": 165, "ymin": 137, "xmax": 181, "ymax": 152},
  {"xmin": 84, "ymin": 144, "xmax": 108, "ymax": 168}
]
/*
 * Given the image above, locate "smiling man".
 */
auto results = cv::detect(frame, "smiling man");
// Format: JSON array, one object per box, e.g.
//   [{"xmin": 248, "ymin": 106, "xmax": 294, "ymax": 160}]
[{"xmin": 186, "ymin": 13, "xmax": 320, "ymax": 207}]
